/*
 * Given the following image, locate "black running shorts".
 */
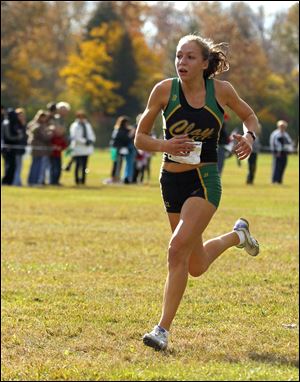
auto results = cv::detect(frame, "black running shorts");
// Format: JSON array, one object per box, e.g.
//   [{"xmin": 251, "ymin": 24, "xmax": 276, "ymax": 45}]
[{"xmin": 160, "ymin": 164, "xmax": 222, "ymax": 213}]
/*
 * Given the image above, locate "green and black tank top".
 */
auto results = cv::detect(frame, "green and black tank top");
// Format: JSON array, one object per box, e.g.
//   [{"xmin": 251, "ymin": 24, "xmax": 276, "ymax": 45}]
[{"xmin": 163, "ymin": 77, "xmax": 224, "ymax": 163}]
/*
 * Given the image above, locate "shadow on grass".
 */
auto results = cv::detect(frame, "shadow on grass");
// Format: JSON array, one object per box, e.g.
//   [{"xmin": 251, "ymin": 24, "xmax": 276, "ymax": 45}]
[
  {"xmin": 33, "ymin": 184, "xmax": 107, "ymax": 191},
  {"xmin": 165, "ymin": 344, "xmax": 299, "ymax": 369},
  {"xmin": 67, "ymin": 185, "xmax": 107, "ymax": 191},
  {"xmin": 248, "ymin": 351, "xmax": 299, "ymax": 368},
  {"xmin": 43, "ymin": 183, "xmax": 159, "ymax": 191}
]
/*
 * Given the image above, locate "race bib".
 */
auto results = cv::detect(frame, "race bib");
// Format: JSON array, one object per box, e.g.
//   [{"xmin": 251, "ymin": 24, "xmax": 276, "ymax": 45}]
[{"xmin": 167, "ymin": 141, "xmax": 202, "ymax": 164}]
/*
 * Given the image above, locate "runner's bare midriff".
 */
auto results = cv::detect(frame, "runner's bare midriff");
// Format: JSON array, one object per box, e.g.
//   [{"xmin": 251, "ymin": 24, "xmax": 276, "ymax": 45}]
[{"xmin": 162, "ymin": 161, "xmax": 216, "ymax": 173}]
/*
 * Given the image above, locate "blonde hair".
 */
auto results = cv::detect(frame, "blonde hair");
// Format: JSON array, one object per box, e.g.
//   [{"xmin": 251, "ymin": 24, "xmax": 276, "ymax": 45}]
[
  {"xmin": 76, "ymin": 110, "xmax": 86, "ymax": 118},
  {"xmin": 178, "ymin": 34, "xmax": 229, "ymax": 78},
  {"xmin": 15, "ymin": 107, "xmax": 25, "ymax": 114},
  {"xmin": 56, "ymin": 101, "xmax": 71, "ymax": 111},
  {"xmin": 34, "ymin": 109, "xmax": 47, "ymax": 121},
  {"xmin": 114, "ymin": 115, "xmax": 130, "ymax": 130},
  {"xmin": 27, "ymin": 110, "xmax": 47, "ymax": 128},
  {"xmin": 277, "ymin": 120, "xmax": 288, "ymax": 128}
]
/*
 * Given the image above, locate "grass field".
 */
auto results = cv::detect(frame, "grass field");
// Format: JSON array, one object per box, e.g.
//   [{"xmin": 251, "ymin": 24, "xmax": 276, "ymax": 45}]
[{"xmin": 1, "ymin": 151, "xmax": 299, "ymax": 381}]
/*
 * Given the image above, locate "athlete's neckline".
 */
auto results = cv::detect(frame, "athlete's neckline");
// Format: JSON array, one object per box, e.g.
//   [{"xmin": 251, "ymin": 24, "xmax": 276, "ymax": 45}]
[{"xmin": 179, "ymin": 79, "xmax": 207, "ymax": 111}]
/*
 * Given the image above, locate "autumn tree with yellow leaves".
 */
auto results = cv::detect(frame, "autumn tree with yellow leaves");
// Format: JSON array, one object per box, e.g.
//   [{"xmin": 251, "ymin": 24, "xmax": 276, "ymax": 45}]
[
  {"xmin": 61, "ymin": 1, "xmax": 163, "ymax": 117},
  {"xmin": 1, "ymin": 1, "xmax": 86, "ymax": 109},
  {"xmin": 60, "ymin": 22, "xmax": 125, "ymax": 115},
  {"xmin": 1, "ymin": 1, "xmax": 298, "ymax": 145}
]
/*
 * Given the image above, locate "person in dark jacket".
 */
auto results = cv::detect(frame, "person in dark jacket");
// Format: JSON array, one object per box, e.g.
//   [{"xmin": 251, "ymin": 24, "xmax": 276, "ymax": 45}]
[
  {"xmin": 49, "ymin": 124, "xmax": 68, "ymax": 185},
  {"xmin": 12, "ymin": 108, "xmax": 28, "ymax": 186},
  {"xmin": 1, "ymin": 108, "xmax": 25, "ymax": 185},
  {"xmin": 108, "ymin": 116, "xmax": 133, "ymax": 183}
]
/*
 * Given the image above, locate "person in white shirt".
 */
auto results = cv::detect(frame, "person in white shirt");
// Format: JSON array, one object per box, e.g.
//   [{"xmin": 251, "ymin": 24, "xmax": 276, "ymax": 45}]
[
  {"xmin": 269, "ymin": 120, "xmax": 293, "ymax": 184},
  {"xmin": 69, "ymin": 110, "xmax": 96, "ymax": 185}
]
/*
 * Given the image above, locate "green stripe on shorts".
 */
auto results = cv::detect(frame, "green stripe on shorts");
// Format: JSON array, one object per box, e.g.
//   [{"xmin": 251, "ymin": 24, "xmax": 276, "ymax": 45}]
[{"xmin": 196, "ymin": 164, "xmax": 222, "ymax": 208}]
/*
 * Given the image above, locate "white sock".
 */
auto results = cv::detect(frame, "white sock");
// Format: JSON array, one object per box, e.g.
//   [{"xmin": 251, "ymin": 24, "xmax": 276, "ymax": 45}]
[{"xmin": 235, "ymin": 230, "xmax": 246, "ymax": 245}]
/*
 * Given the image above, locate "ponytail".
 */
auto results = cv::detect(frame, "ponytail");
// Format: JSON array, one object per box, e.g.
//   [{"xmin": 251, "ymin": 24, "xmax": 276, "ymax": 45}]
[{"xmin": 204, "ymin": 43, "xmax": 229, "ymax": 78}]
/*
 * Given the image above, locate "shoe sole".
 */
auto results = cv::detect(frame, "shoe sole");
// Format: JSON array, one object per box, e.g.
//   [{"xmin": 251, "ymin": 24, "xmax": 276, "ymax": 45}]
[{"xmin": 143, "ymin": 336, "xmax": 166, "ymax": 351}]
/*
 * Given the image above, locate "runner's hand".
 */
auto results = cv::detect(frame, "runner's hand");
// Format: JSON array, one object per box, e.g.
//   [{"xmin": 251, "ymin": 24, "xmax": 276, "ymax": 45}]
[
  {"xmin": 233, "ymin": 133, "xmax": 252, "ymax": 160},
  {"xmin": 164, "ymin": 135, "xmax": 195, "ymax": 156}
]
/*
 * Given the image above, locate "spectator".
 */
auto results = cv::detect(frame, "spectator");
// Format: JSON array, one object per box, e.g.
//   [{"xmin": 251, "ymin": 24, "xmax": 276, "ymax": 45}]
[
  {"xmin": 69, "ymin": 110, "xmax": 96, "ymax": 185},
  {"xmin": 269, "ymin": 120, "xmax": 293, "ymax": 184},
  {"xmin": 246, "ymin": 123, "xmax": 261, "ymax": 185},
  {"xmin": 12, "ymin": 108, "xmax": 28, "ymax": 186},
  {"xmin": 49, "ymin": 124, "xmax": 68, "ymax": 185},
  {"xmin": 132, "ymin": 149, "xmax": 151, "ymax": 184},
  {"xmin": 49, "ymin": 101, "xmax": 71, "ymax": 181},
  {"xmin": 27, "ymin": 110, "xmax": 53, "ymax": 186},
  {"xmin": 2, "ymin": 109, "xmax": 24, "ymax": 185},
  {"xmin": 217, "ymin": 113, "xmax": 230, "ymax": 175},
  {"xmin": 54, "ymin": 101, "xmax": 71, "ymax": 127},
  {"xmin": 107, "ymin": 116, "xmax": 133, "ymax": 183},
  {"xmin": 46, "ymin": 102, "xmax": 57, "ymax": 124},
  {"xmin": 123, "ymin": 125, "xmax": 136, "ymax": 184},
  {"xmin": 132, "ymin": 113, "xmax": 154, "ymax": 184}
]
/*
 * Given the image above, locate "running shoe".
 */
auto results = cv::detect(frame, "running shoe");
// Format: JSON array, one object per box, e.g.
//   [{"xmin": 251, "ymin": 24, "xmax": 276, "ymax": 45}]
[
  {"xmin": 143, "ymin": 325, "xmax": 169, "ymax": 351},
  {"xmin": 233, "ymin": 218, "xmax": 260, "ymax": 256}
]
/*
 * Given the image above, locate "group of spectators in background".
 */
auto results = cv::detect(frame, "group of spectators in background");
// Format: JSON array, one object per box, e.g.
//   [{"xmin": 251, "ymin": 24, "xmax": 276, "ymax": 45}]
[
  {"xmin": 217, "ymin": 114, "xmax": 294, "ymax": 185},
  {"xmin": 1, "ymin": 103, "xmax": 154, "ymax": 187},
  {"xmin": 1, "ymin": 102, "xmax": 97, "ymax": 187},
  {"xmin": 1, "ymin": 102, "xmax": 295, "ymax": 187}
]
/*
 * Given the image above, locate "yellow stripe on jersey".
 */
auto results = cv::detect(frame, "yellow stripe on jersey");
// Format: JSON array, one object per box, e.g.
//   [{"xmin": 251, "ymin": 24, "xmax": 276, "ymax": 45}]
[
  {"xmin": 204, "ymin": 106, "xmax": 222, "ymax": 128},
  {"xmin": 165, "ymin": 104, "xmax": 182, "ymax": 122}
]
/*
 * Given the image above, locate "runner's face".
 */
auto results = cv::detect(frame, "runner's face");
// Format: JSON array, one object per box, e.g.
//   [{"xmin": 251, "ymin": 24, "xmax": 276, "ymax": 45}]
[{"xmin": 175, "ymin": 41, "xmax": 208, "ymax": 80}]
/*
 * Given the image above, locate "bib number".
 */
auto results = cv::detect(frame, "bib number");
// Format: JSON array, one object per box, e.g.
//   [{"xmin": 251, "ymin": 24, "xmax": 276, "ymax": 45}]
[{"xmin": 167, "ymin": 142, "xmax": 202, "ymax": 164}]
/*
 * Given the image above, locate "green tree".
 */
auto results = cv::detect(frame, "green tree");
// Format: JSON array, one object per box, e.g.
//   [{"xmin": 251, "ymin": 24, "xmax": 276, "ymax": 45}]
[
  {"xmin": 111, "ymin": 30, "xmax": 139, "ymax": 115},
  {"xmin": 72, "ymin": 1, "xmax": 163, "ymax": 117},
  {"xmin": 85, "ymin": 1, "xmax": 120, "ymax": 37}
]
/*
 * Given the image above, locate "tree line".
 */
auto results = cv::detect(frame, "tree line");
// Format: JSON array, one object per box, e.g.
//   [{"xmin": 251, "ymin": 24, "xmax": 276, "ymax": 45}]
[{"xmin": 1, "ymin": 1, "xmax": 299, "ymax": 146}]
